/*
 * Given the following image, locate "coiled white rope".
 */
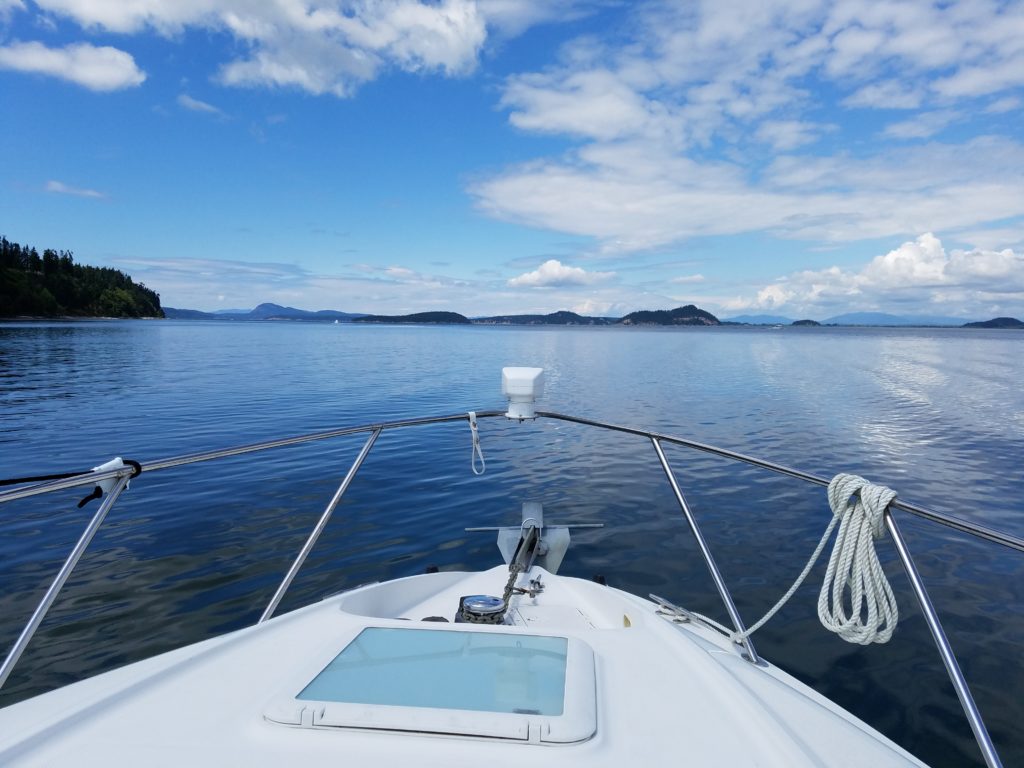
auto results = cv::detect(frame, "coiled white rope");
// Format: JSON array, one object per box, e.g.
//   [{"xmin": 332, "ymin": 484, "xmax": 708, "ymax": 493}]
[
  {"xmin": 468, "ymin": 411, "xmax": 485, "ymax": 475},
  {"xmin": 730, "ymin": 473, "xmax": 898, "ymax": 646},
  {"xmin": 818, "ymin": 473, "xmax": 898, "ymax": 644}
]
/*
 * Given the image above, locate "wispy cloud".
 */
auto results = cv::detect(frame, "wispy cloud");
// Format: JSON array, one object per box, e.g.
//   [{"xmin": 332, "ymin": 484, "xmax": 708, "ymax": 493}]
[
  {"xmin": 474, "ymin": 1, "xmax": 1024, "ymax": 258},
  {"xmin": 45, "ymin": 180, "xmax": 107, "ymax": 199},
  {"xmin": 755, "ymin": 120, "xmax": 831, "ymax": 151},
  {"xmin": 0, "ymin": 0, "xmax": 25, "ymax": 19},
  {"xmin": 986, "ymin": 96, "xmax": 1021, "ymax": 114},
  {"xmin": 0, "ymin": 40, "xmax": 145, "ymax": 91},
  {"xmin": 475, "ymin": 137, "xmax": 1024, "ymax": 251},
  {"xmin": 177, "ymin": 93, "xmax": 225, "ymax": 116},
  {"xmin": 882, "ymin": 111, "xmax": 959, "ymax": 140},
  {"xmin": 842, "ymin": 80, "xmax": 923, "ymax": 110}
]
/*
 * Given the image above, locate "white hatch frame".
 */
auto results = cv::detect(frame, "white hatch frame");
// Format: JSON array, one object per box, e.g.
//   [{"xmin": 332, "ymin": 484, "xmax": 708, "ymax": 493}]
[{"xmin": 263, "ymin": 624, "xmax": 597, "ymax": 744}]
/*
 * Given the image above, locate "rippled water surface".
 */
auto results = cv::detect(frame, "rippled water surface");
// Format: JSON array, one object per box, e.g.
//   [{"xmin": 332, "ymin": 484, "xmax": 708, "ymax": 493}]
[{"xmin": 1, "ymin": 320, "xmax": 1022, "ymax": 766}]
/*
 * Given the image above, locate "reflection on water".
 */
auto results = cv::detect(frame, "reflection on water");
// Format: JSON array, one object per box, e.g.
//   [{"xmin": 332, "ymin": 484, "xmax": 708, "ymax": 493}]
[{"xmin": 0, "ymin": 320, "xmax": 1022, "ymax": 767}]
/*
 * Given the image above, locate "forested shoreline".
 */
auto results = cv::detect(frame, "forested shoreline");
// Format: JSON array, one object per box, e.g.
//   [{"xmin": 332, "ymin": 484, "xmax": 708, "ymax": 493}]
[{"xmin": 0, "ymin": 237, "xmax": 163, "ymax": 318}]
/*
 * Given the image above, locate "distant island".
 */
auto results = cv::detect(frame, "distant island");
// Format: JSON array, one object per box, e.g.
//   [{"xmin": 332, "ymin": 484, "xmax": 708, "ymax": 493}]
[
  {"xmin": 1, "ymin": 236, "xmax": 163, "ymax": 318},
  {"xmin": 792, "ymin": 319, "xmax": 821, "ymax": 326},
  {"xmin": 354, "ymin": 311, "xmax": 470, "ymax": 324},
  {"xmin": 475, "ymin": 310, "xmax": 616, "ymax": 325},
  {"xmin": 962, "ymin": 317, "xmax": 1023, "ymax": 329},
  {"xmin": 620, "ymin": 305, "xmax": 719, "ymax": 326}
]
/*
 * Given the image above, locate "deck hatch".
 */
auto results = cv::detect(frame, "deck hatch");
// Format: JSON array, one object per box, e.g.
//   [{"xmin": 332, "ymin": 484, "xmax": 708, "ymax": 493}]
[
  {"xmin": 299, "ymin": 627, "xmax": 567, "ymax": 714},
  {"xmin": 267, "ymin": 626, "xmax": 596, "ymax": 744}
]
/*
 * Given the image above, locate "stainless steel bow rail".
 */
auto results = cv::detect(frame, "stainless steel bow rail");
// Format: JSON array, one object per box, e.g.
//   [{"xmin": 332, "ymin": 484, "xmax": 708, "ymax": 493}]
[{"xmin": 0, "ymin": 410, "xmax": 1014, "ymax": 768}]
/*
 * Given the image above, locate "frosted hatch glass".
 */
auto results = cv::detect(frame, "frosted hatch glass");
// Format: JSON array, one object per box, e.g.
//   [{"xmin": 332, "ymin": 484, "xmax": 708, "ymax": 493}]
[{"xmin": 298, "ymin": 627, "xmax": 568, "ymax": 715}]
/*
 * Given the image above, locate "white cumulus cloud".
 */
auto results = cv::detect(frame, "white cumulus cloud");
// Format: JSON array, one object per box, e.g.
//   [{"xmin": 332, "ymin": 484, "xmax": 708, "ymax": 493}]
[
  {"xmin": 727, "ymin": 234, "xmax": 1024, "ymax": 317},
  {"xmin": 17, "ymin": 0, "xmax": 505, "ymax": 97},
  {"xmin": 507, "ymin": 259, "xmax": 613, "ymax": 287},
  {"xmin": 0, "ymin": 41, "xmax": 145, "ymax": 90}
]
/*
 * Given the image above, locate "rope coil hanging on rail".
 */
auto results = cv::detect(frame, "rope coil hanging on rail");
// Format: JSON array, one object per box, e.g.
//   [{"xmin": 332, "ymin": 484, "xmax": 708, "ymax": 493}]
[{"xmin": 728, "ymin": 473, "xmax": 899, "ymax": 646}]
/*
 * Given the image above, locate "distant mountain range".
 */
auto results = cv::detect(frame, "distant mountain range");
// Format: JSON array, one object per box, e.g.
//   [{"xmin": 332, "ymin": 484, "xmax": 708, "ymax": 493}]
[
  {"xmin": 722, "ymin": 314, "xmax": 795, "ymax": 325},
  {"xmin": 163, "ymin": 303, "xmax": 366, "ymax": 321},
  {"xmin": 821, "ymin": 312, "xmax": 972, "ymax": 326},
  {"xmin": 724, "ymin": 311, "xmax": 978, "ymax": 326}
]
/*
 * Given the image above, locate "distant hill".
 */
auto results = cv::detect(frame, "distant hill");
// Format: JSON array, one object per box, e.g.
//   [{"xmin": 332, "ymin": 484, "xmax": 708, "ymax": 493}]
[
  {"xmin": 163, "ymin": 303, "xmax": 365, "ymax": 321},
  {"xmin": 823, "ymin": 312, "xmax": 969, "ymax": 326},
  {"xmin": 474, "ymin": 310, "xmax": 616, "ymax": 325},
  {"xmin": 722, "ymin": 314, "xmax": 794, "ymax": 325},
  {"xmin": 247, "ymin": 303, "xmax": 363, "ymax": 321},
  {"xmin": 962, "ymin": 317, "xmax": 1023, "ymax": 329},
  {"xmin": 163, "ymin": 307, "xmax": 213, "ymax": 319},
  {"xmin": 621, "ymin": 305, "xmax": 719, "ymax": 326},
  {"xmin": 353, "ymin": 311, "xmax": 470, "ymax": 324},
  {"xmin": 792, "ymin": 319, "xmax": 821, "ymax": 326}
]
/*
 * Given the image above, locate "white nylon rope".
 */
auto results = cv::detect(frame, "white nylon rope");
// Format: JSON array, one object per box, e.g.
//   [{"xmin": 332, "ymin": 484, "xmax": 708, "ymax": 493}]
[
  {"xmin": 730, "ymin": 473, "xmax": 899, "ymax": 646},
  {"xmin": 818, "ymin": 473, "xmax": 899, "ymax": 644},
  {"xmin": 468, "ymin": 411, "xmax": 486, "ymax": 475}
]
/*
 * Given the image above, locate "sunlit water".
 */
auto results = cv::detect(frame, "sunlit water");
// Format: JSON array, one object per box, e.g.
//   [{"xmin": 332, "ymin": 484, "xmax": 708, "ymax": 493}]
[{"xmin": 1, "ymin": 320, "xmax": 1021, "ymax": 766}]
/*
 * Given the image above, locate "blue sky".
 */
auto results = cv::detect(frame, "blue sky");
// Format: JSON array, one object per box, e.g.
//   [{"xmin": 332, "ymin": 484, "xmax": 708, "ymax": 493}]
[{"xmin": 2, "ymin": 0, "xmax": 1023, "ymax": 319}]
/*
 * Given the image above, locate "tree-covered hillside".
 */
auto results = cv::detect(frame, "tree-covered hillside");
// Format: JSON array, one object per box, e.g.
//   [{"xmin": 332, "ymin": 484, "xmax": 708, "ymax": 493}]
[
  {"xmin": 0, "ymin": 237, "xmax": 163, "ymax": 318},
  {"xmin": 353, "ymin": 311, "xmax": 469, "ymax": 324},
  {"xmin": 620, "ymin": 305, "xmax": 720, "ymax": 325}
]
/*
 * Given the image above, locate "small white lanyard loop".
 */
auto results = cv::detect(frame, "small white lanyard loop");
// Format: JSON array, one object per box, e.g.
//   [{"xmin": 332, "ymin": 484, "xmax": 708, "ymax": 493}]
[{"xmin": 468, "ymin": 411, "xmax": 485, "ymax": 475}]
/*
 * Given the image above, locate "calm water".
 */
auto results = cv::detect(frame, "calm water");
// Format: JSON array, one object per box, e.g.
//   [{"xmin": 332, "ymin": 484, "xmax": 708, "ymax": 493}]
[{"xmin": 1, "ymin": 320, "xmax": 1022, "ymax": 766}]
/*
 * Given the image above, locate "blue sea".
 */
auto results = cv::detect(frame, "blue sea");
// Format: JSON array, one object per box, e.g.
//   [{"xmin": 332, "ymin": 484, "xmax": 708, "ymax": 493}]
[{"xmin": 1, "ymin": 320, "xmax": 1022, "ymax": 767}]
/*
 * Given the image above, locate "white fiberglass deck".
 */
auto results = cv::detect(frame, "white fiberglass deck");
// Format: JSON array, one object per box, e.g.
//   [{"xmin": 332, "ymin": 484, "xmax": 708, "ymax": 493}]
[{"xmin": 0, "ymin": 565, "xmax": 927, "ymax": 767}]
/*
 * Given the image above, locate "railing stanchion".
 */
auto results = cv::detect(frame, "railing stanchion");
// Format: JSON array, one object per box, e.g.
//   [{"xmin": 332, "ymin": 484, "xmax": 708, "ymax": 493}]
[
  {"xmin": 651, "ymin": 437, "xmax": 761, "ymax": 665},
  {"xmin": 885, "ymin": 512, "xmax": 1003, "ymax": 768},
  {"xmin": 0, "ymin": 474, "xmax": 131, "ymax": 691},
  {"xmin": 259, "ymin": 428, "xmax": 382, "ymax": 623}
]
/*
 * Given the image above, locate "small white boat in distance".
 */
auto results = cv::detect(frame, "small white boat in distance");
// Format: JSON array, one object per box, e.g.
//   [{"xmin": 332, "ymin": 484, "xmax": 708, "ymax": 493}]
[{"xmin": 0, "ymin": 368, "xmax": 1013, "ymax": 767}]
